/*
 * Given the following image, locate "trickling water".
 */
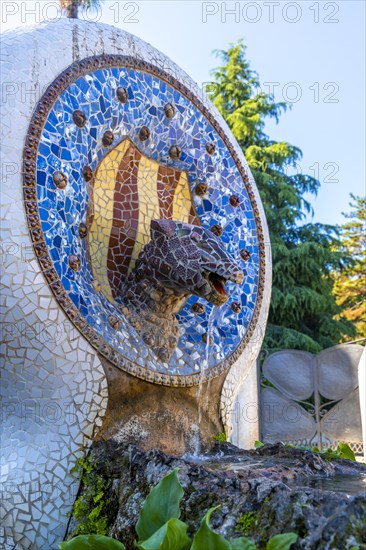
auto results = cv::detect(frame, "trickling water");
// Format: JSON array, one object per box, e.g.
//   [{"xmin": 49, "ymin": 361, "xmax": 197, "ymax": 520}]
[
  {"xmin": 193, "ymin": 306, "xmax": 216, "ymax": 456},
  {"xmin": 295, "ymin": 473, "xmax": 366, "ymax": 496},
  {"xmin": 185, "ymin": 456, "xmax": 366, "ymax": 496},
  {"xmin": 187, "ymin": 424, "xmax": 201, "ymax": 458},
  {"xmin": 185, "ymin": 455, "xmax": 366, "ymax": 496}
]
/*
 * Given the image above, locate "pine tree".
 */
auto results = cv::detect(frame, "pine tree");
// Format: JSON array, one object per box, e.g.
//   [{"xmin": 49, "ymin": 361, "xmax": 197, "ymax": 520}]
[
  {"xmin": 333, "ymin": 195, "xmax": 366, "ymax": 341},
  {"xmin": 207, "ymin": 42, "xmax": 355, "ymax": 352},
  {"xmin": 60, "ymin": 0, "xmax": 102, "ymax": 19}
]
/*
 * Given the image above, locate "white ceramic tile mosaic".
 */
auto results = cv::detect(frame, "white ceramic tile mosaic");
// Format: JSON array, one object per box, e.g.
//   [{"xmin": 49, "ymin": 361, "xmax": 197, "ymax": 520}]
[{"xmin": 0, "ymin": 18, "xmax": 271, "ymax": 548}]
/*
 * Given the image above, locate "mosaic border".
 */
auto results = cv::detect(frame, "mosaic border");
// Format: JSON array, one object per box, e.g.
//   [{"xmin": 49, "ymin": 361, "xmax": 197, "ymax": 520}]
[{"xmin": 22, "ymin": 54, "xmax": 266, "ymax": 387}]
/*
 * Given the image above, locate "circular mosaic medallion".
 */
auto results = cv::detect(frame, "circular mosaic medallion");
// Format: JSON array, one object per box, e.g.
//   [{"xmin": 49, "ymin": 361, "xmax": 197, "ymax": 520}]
[{"xmin": 23, "ymin": 55, "xmax": 265, "ymax": 386}]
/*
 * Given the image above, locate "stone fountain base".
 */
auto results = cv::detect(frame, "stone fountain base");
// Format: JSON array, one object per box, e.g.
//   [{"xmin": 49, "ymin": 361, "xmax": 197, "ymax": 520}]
[
  {"xmin": 67, "ymin": 441, "xmax": 366, "ymax": 549},
  {"xmin": 96, "ymin": 358, "xmax": 226, "ymax": 456}
]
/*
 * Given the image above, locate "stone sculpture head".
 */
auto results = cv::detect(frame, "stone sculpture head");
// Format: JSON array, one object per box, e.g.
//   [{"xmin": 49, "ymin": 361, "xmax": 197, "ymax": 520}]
[
  {"xmin": 120, "ymin": 219, "xmax": 243, "ymax": 361},
  {"xmin": 144, "ymin": 219, "xmax": 243, "ymax": 306}
]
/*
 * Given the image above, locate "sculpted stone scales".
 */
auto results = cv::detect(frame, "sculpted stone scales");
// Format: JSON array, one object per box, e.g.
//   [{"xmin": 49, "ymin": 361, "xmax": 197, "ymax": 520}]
[{"xmin": 120, "ymin": 219, "xmax": 243, "ymax": 362}]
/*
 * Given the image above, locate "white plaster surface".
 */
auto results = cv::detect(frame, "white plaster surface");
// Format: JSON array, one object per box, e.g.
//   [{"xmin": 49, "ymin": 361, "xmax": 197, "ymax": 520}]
[
  {"xmin": 230, "ymin": 359, "xmax": 260, "ymax": 449},
  {"xmin": 0, "ymin": 18, "xmax": 271, "ymax": 547}
]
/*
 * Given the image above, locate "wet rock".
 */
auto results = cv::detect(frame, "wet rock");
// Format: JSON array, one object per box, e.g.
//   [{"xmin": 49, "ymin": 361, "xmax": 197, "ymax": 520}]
[{"xmin": 67, "ymin": 441, "xmax": 366, "ymax": 550}]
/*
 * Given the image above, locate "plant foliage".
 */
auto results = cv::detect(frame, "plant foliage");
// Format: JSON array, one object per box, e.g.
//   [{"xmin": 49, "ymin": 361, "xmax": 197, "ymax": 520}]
[
  {"xmin": 191, "ymin": 506, "xmax": 231, "ymax": 549},
  {"xmin": 236, "ymin": 511, "xmax": 257, "ymax": 536},
  {"xmin": 136, "ymin": 518, "xmax": 190, "ymax": 550},
  {"xmin": 283, "ymin": 441, "xmax": 356, "ymax": 461},
  {"xmin": 266, "ymin": 533, "xmax": 298, "ymax": 550},
  {"xmin": 69, "ymin": 455, "xmax": 114, "ymax": 536},
  {"xmin": 60, "ymin": 0, "xmax": 102, "ymax": 18},
  {"xmin": 312, "ymin": 442, "xmax": 356, "ymax": 462},
  {"xmin": 206, "ymin": 41, "xmax": 356, "ymax": 352},
  {"xmin": 59, "ymin": 534, "xmax": 125, "ymax": 549},
  {"xmin": 213, "ymin": 432, "xmax": 227, "ymax": 443},
  {"xmin": 61, "ymin": 469, "xmax": 298, "ymax": 549},
  {"xmin": 332, "ymin": 194, "xmax": 366, "ymax": 341},
  {"xmin": 135, "ymin": 468, "xmax": 184, "ymax": 542}
]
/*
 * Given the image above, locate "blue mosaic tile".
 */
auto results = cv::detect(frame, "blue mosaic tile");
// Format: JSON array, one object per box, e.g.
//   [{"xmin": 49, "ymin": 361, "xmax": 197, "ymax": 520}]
[{"xmin": 31, "ymin": 64, "xmax": 261, "ymax": 378}]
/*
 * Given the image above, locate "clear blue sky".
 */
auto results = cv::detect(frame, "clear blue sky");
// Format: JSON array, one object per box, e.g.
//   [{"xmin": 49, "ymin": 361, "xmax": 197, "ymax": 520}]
[{"xmin": 2, "ymin": 0, "xmax": 365, "ymax": 226}]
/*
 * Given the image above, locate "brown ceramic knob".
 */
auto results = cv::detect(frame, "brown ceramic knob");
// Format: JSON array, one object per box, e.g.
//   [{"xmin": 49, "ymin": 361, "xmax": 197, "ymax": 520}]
[
  {"xmin": 191, "ymin": 303, "xmax": 205, "ymax": 314},
  {"xmin": 231, "ymin": 301, "xmax": 242, "ymax": 314},
  {"xmin": 26, "ymin": 202, "xmax": 37, "ymax": 214},
  {"xmin": 34, "ymin": 243, "xmax": 48, "ymax": 258},
  {"xmin": 139, "ymin": 126, "xmax": 150, "ymax": 141},
  {"xmin": 93, "ymin": 280, "xmax": 102, "ymax": 292},
  {"xmin": 229, "ymin": 195, "xmax": 240, "ymax": 208},
  {"xmin": 240, "ymin": 249, "xmax": 251, "ymax": 261},
  {"xmin": 142, "ymin": 333, "xmax": 154, "ymax": 346},
  {"xmin": 164, "ymin": 103, "xmax": 175, "ymax": 118},
  {"xmin": 24, "ymin": 187, "xmax": 36, "ymax": 200},
  {"xmin": 116, "ymin": 87, "xmax": 128, "ymax": 103},
  {"xmin": 69, "ymin": 254, "xmax": 81, "ymax": 271},
  {"xmin": 158, "ymin": 347, "xmax": 170, "ymax": 362},
  {"xmin": 31, "ymin": 228, "xmax": 42, "ymax": 242},
  {"xmin": 205, "ymin": 142, "xmax": 215, "ymax": 155},
  {"xmin": 169, "ymin": 145, "xmax": 181, "ymax": 160},
  {"xmin": 102, "ymin": 131, "xmax": 114, "ymax": 147},
  {"xmin": 211, "ymin": 224, "xmax": 223, "ymax": 237},
  {"xmin": 202, "ymin": 332, "xmax": 214, "ymax": 345},
  {"xmin": 78, "ymin": 223, "xmax": 87, "ymax": 239},
  {"xmin": 72, "ymin": 110, "xmax": 86, "ymax": 128},
  {"xmin": 52, "ymin": 171, "xmax": 67, "ymax": 189},
  {"xmin": 195, "ymin": 183, "xmax": 208, "ymax": 196},
  {"xmin": 167, "ymin": 336, "xmax": 178, "ymax": 349},
  {"xmin": 108, "ymin": 314, "xmax": 119, "ymax": 331},
  {"xmin": 28, "ymin": 215, "xmax": 40, "ymax": 229},
  {"xmin": 83, "ymin": 166, "xmax": 93, "ymax": 182},
  {"xmin": 39, "ymin": 257, "xmax": 52, "ymax": 270},
  {"xmin": 24, "ymin": 173, "xmax": 35, "ymax": 185}
]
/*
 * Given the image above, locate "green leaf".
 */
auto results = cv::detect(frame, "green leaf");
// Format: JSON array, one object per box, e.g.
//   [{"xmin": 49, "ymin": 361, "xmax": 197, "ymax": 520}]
[
  {"xmin": 191, "ymin": 506, "xmax": 231, "ymax": 550},
  {"xmin": 230, "ymin": 536, "xmax": 257, "ymax": 549},
  {"xmin": 266, "ymin": 533, "xmax": 298, "ymax": 550},
  {"xmin": 213, "ymin": 432, "xmax": 227, "ymax": 443},
  {"xmin": 323, "ymin": 448, "xmax": 337, "ymax": 461},
  {"xmin": 136, "ymin": 469, "xmax": 184, "ymax": 541},
  {"xmin": 337, "ymin": 443, "xmax": 356, "ymax": 461},
  {"xmin": 59, "ymin": 534, "xmax": 125, "ymax": 549},
  {"xmin": 254, "ymin": 441, "xmax": 264, "ymax": 449},
  {"xmin": 136, "ymin": 518, "xmax": 191, "ymax": 550}
]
